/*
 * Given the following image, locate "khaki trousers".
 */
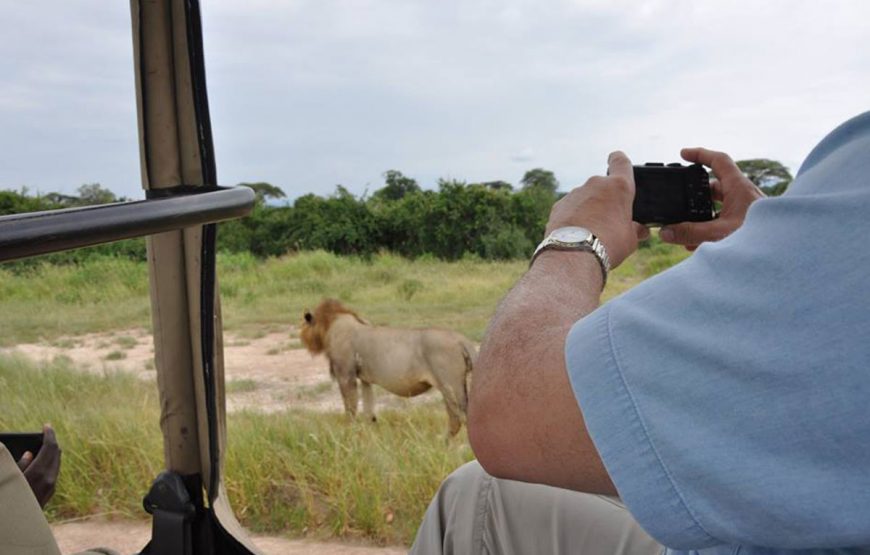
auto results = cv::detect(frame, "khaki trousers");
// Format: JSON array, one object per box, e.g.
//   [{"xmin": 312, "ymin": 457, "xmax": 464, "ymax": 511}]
[
  {"xmin": 0, "ymin": 443, "xmax": 119, "ymax": 555},
  {"xmin": 411, "ymin": 461, "xmax": 663, "ymax": 555}
]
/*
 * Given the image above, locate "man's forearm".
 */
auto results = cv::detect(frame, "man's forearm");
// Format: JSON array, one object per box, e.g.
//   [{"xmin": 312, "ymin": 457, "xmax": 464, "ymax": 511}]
[
  {"xmin": 467, "ymin": 249, "xmax": 616, "ymax": 493},
  {"xmin": 473, "ymin": 250, "xmax": 602, "ymax": 400}
]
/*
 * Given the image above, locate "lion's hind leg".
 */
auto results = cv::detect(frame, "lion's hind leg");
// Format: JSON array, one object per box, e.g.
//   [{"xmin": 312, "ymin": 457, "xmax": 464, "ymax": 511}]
[
  {"xmin": 360, "ymin": 380, "xmax": 377, "ymax": 422},
  {"xmin": 445, "ymin": 401, "xmax": 463, "ymax": 438},
  {"xmin": 436, "ymin": 382, "xmax": 467, "ymax": 438}
]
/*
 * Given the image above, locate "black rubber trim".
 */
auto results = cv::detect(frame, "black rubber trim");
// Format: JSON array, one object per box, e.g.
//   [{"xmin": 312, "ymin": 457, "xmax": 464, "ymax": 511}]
[
  {"xmin": 199, "ymin": 220, "xmax": 220, "ymax": 501},
  {"xmin": 184, "ymin": 0, "xmax": 217, "ymax": 187},
  {"xmin": 182, "ymin": 0, "xmax": 221, "ymax": 503},
  {"xmin": 136, "ymin": 0, "xmax": 150, "ymax": 186}
]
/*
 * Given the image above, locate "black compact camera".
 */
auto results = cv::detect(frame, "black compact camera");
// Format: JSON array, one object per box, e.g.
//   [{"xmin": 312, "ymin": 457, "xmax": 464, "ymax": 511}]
[
  {"xmin": 0, "ymin": 432, "xmax": 43, "ymax": 461},
  {"xmin": 632, "ymin": 163, "xmax": 714, "ymax": 226}
]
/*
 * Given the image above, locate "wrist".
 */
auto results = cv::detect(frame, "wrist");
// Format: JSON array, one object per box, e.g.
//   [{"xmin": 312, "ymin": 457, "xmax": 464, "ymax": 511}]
[
  {"xmin": 533, "ymin": 226, "xmax": 610, "ymax": 289},
  {"xmin": 529, "ymin": 249, "xmax": 605, "ymax": 292}
]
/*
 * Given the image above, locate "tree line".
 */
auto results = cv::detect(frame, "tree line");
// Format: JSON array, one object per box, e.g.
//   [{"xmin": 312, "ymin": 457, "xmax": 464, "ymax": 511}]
[{"xmin": 1, "ymin": 159, "xmax": 792, "ymax": 265}]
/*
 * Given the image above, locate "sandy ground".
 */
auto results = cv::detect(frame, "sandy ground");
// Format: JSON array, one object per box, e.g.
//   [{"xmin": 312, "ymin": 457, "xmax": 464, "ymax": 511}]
[
  {"xmin": 3, "ymin": 327, "xmax": 439, "ymax": 554},
  {"xmin": 52, "ymin": 517, "xmax": 406, "ymax": 555},
  {"xmin": 0, "ymin": 327, "xmax": 439, "ymax": 414}
]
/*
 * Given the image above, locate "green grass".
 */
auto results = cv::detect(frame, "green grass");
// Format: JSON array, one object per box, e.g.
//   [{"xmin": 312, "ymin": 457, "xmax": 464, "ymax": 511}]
[
  {"xmin": 104, "ymin": 350, "xmax": 127, "ymax": 361},
  {"xmin": 216, "ymin": 250, "xmax": 527, "ymax": 343},
  {"xmin": 49, "ymin": 337, "xmax": 79, "ymax": 349},
  {"xmin": 0, "ymin": 355, "xmax": 163, "ymax": 521},
  {"xmin": 114, "ymin": 335, "xmax": 139, "ymax": 350},
  {"xmin": 292, "ymin": 381, "xmax": 334, "ymax": 401},
  {"xmin": 226, "ymin": 404, "xmax": 471, "ymax": 543},
  {"xmin": 0, "ymin": 354, "xmax": 472, "ymax": 545},
  {"xmin": 0, "ymin": 240, "xmax": 687, "ymax": 347},
  {"xmin": 226, "ymin": 378, "xmax": 259, "ymax": 394}
]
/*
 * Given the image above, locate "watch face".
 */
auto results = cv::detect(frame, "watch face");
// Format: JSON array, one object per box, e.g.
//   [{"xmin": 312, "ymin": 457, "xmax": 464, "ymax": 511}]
[{"xmin": 551, "ymin": 226, "xmax": 592, "ymax": 245}]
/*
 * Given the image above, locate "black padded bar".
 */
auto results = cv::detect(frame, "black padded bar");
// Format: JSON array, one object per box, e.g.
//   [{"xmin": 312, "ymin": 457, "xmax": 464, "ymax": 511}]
[{"xmin": 0, "ymin": 186, "xmax": 255, "ymax": 263}]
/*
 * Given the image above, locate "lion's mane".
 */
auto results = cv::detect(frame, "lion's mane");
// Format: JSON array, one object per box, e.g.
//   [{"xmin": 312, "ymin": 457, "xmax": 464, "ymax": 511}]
[{"xmin": 300, "ymin": 298, "xmax": 365, "ymax": 355}]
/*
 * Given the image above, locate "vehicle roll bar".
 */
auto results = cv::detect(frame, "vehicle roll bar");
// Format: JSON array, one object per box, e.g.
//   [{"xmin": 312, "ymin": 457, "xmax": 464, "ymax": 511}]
[{"xmin": 0, "ymin": 186, "xmax": 254, "ymax": 263}]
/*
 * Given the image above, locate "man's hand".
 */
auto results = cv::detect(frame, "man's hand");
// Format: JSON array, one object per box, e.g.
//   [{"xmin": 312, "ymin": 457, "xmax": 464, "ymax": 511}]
[
  {"xmin": 16, "ymin": 424, "xmax": 61, "ymax": 508},
  {"xmin": 546, "ymin": 151, "xmax": 649, "ymax": 269},
  {"xmin": 660, "ymin": 147, "xmax": 765, "ymax": 250}
]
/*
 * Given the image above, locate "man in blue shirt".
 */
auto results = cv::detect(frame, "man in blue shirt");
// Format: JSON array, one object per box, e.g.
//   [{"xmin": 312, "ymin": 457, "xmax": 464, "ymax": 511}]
[{"xmin": 411, "ymin": 112, "xmax": 870, "ymax": 554}]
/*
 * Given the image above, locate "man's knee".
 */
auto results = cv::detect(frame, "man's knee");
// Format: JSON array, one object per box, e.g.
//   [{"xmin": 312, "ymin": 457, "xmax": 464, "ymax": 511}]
[
  {"xmin": 411, "ymin": 460, "xmax": 490, "ymax": 554},
  {"xmin": 430, "ymin": 460, "xmax": 489, "ymax": 520}
]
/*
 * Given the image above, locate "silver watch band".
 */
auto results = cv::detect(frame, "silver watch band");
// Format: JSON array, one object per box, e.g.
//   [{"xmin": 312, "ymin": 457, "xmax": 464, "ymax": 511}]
[{"xmin": 530, "ymin": 232, "xmax": 610, "ymax": 289}]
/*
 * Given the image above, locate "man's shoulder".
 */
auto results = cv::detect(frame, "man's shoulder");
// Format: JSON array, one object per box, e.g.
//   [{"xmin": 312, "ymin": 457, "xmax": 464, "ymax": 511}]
[{"xmin": 793, "ymin": 111, "xmax": 870, "ymax": 192}]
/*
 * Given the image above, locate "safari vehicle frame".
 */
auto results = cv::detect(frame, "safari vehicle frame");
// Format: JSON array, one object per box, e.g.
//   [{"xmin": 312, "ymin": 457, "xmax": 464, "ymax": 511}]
[{"xmin": 0, "ymin": 1, "xmax": 264, "ymax": 553}]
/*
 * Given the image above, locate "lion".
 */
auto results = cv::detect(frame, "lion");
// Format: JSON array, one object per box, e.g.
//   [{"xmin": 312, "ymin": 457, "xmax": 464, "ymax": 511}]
[{"xmin": 299, "ymin": 298, "xmax": 476, "ymax": 437}]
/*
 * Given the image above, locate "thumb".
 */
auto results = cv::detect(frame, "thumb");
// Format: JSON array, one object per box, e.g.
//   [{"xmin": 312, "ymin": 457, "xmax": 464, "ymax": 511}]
[
  {"xmin": 659, "ymin": 222, "xmax": 721, "ymax": 246},
  {"xmin": 17, "ymin": 451, "xmax": 33, "ymax": 471},
  {"xmin": 606, "ymin": 151, "xmax": 634, "ymax": 183}
]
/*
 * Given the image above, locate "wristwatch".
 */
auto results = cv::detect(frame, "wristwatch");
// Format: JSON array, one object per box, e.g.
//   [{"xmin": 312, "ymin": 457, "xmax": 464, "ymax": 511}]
[{"xmin": 530, "ymin": 226, "xmax": 610, "ymax": 288}]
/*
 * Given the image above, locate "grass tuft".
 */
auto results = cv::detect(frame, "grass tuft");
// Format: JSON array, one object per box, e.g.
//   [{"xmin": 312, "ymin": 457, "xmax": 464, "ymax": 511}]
[
  {"xmin": 226, "ymin": 378, "xmax": 259, "ymax": 394},
  {"xmin": 114, "ymin": 335, "xmax": 138, "ymax": 350},
  {"xmin": 104, "ymin": 350, "xmax": 127, "ymax": 361}
]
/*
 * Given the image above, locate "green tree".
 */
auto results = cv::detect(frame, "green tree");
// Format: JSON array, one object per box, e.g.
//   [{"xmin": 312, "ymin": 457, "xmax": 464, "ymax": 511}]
[
  {"xmin": 520, "ymin": 168, "xmax": 559, "ymax": 195},
  {"xmin": 287, "ymin": 186, "xmax": 379, "ymax": 256},
  {"xmin": 42, "ymin": 192, "xmax": 79, "ymax": 207},
  {"xmin": 736, "ymin": 159, "xmax": 793, "ymax": 197},
  {"xmin": 76, "ymin": 183, "xmax": 118, "ymax": 205},
  {"xmin": 0, "ymin": 188, "xmax": 58, "ymax": 215},
  {"xmin": 374, "ymin": 170, "xmax": 420, "ymax": 201},
  {"xmin": 239, "ymin": 182, "xmax": 286, "ymax": 205},
  {"xmin": 475, "ymin": 180, "xmax": 514, "ymax": 192}
]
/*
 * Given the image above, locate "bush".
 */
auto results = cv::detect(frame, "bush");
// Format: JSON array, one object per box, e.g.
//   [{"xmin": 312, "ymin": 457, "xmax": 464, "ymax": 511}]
[{"xmin": 478, "ymin": 226, "xmax": 535, "ymax": 260}]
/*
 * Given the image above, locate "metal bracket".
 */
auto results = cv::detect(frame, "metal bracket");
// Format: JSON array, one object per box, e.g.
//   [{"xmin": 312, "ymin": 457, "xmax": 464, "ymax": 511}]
[{"xmin": 141, "ymin": 472, "xmax": 198, "ymax": 555}]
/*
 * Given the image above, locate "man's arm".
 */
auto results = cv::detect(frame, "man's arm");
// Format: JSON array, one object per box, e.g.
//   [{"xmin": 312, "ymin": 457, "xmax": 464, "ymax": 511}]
[
  {"xmin": 468, "ymin": 249, "xmax": 617, "ymax": 493},
  {"xmin": 467, "ymin": 152, "xmax": 642, "ymax": 495},
  {"xmin": 467, "ymin": 147, "xmax": 759, "ymax": 495}
]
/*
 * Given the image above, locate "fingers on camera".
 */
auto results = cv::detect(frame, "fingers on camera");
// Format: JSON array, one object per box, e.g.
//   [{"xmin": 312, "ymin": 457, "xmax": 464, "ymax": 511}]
[
  {"xmin": 661, "ymin": 222, "xmax": 705, "ymax": 246},
  {"xmin": 680, "ymin": 147, "xmax": 742, "ymax": 181},
  {"xmin": 607, "ymin": 150, "xmax": 633, "ymax": 175},
  {"xmin": 710, "ymin": 179, "xmax": 724, "ymax": 202}
]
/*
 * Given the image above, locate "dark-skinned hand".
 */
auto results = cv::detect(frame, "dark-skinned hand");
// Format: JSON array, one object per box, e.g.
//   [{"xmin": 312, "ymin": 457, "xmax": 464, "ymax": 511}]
[{"xmin": 16, "ymin": 424, "xmax": 61, "ymax": 508}]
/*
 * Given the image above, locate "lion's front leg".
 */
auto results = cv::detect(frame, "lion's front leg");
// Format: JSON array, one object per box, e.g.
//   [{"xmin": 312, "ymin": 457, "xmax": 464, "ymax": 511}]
[
  {"xmin": 338, "ymin": 376, "xmax": 359, "ymax": 418},
  {"xmin": 360, "ymin": 380, "xmax": 377, "ymax": 422}
]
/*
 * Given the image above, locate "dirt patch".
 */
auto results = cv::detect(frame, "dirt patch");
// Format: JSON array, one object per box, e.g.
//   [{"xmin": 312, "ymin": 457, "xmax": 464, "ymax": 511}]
[
  {"xmin": 0, "ymin": 327, "xmax": 440, "ymax": 414},
  {"xmin": 52, "ymin": 517, "xmax": 406, "ymax": 555}
]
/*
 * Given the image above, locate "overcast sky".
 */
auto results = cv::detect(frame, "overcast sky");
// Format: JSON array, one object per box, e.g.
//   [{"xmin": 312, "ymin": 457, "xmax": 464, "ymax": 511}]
[{"xmin": 1, "ymin": 1, "xmax": 868, "ymax": 201}]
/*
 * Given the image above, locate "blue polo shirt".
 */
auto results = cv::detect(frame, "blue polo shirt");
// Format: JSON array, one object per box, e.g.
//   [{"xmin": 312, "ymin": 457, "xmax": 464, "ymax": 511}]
[{"xmin": 565, "ymin": 112, "xmax": 870, "ymax": 554}]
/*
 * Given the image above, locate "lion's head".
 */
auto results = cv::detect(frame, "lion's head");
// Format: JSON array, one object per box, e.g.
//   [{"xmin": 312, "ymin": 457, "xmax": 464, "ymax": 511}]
[{"xmin": 299, "ymin": 298, "xmax": 365, "ymax": 355}]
